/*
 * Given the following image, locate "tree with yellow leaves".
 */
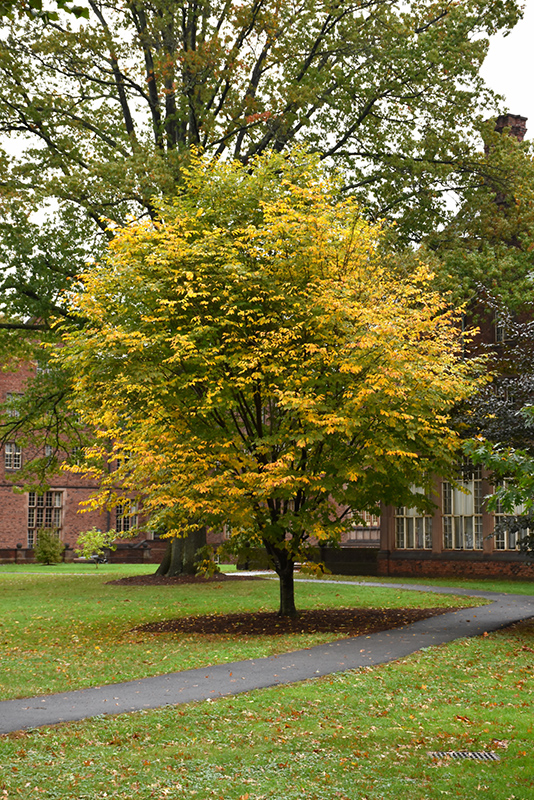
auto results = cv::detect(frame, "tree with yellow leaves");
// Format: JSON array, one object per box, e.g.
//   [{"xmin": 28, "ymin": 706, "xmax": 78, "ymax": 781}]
[{"xmin": 58, "ymin": 152, "xmax": 481, "ymax": 616}]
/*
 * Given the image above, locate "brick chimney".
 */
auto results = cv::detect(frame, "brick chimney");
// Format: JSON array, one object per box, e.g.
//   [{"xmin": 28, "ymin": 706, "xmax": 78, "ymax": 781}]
[{"xmin": 494, "ymin": 114, "xmax": 527, "ymax": 141}]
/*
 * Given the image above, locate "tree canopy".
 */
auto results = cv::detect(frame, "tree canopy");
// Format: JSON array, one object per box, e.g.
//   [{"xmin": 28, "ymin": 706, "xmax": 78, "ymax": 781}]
[
  {"xmin": 0, "ymin": 0, "xmax": 88, "ymax": 20},
  {"xmin": 427, "ymin": 121, "xmax": 534, "ymax": 312},
  {"xmin": 465, "ymin": 431, "xmax": 534, "ymax": 558},
  {"xmin": 57, "ymin": 153, "xmax": 481, "ymax": 614},
  {"xmin": 0, "ymin": 0, "xmax": 523, "ymax": 342}
]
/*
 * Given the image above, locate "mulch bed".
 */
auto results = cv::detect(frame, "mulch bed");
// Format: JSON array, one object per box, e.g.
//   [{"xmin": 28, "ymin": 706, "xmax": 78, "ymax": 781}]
[
  {"xmin": 108, "ymin": 572, "xmax": 262, "ymax": 587},
  {"xmin": 135, "ymin": 607, "xmax": 452, "ymax": 637},
  {"xmin": 111, "ymin": 572, "xmax": 454, "ymax": 637}
]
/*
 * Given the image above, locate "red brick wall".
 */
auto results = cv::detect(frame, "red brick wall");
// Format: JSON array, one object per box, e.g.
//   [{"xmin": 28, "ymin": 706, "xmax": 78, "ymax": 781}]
[
  {"xmin": 378, "ymin": 553, "xmax": 534, "ymax": 580},
  {"xmin": 0, "ymin": 363, "xmax": 136, "ymax": 548}
]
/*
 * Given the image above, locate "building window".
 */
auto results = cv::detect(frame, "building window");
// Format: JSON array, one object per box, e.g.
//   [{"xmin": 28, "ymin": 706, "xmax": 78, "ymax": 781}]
[
  {"xmin": 4, "ymin": 393, "xmax": 22, "ymax": 417},
  {"xmin": 27, "ymin": 491, "xmax": 63, "ymax": 548},
  {"xmin": 355, "ymin": 511, "xmax": 380, "ymax": 528},
  {"xmin": 395, "ymin": 507, "xmax": 432, "ymax": 549},
  {"xmin": 442, "ymin": 464, "xmax": 483, "ymax": 550},
  {"xmin": 346, "ymin": 511, "xmax": 381, "ymax": 543},
  {"xmin": 35, "ymin": 359, "xmax": 51, "ymax": 375},
  {"xmin": 116, "ymin": 503, "xmax": 138, "ymax": 533},
  {"xmin": 5, "ymin": 443, "xmax": 22, "ymax": 470},
  {"xmin": 115, "ymin": 452, "xmax": 130, "ymax": 471},
  {"xmin": 495, "ymin": 315, "xmax": 507, "ymax": 344},
  {"xmin": 493, "ymin": 481, "xmax": 529, "ymax": 550},
  {"xmin": 69, "ymin": 447, "xmax": 84, "ymax": 465}
]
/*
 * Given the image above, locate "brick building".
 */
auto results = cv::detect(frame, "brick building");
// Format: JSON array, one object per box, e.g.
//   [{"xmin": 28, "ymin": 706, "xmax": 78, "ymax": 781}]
[
  {"xmin": 376, "ymin": 113, "xmax": 534, "ymax": 580},
  {"xmin": 0, "ymin": 363, "xmax": 145, "ymax": 558},
  {"xmin": 377, "ymin": 466, "xmax": 534, "ymax": 580}
]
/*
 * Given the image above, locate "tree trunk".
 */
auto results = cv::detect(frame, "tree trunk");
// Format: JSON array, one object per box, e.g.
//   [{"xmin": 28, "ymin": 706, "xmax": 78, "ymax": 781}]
[
  {"xmin": 277, "ymin": 564, "xmax": 298, "ymax": 617},
  {"xmin": 183, "ymin": 526, "xmax": 206, "ymax": 574},
  {"xmin": 155, "ymin": 528, "xmax": 206, "ymax": 577},
  {"xmin": 155, "ymin": 536, "xmax": 183, "ymax": 577}
]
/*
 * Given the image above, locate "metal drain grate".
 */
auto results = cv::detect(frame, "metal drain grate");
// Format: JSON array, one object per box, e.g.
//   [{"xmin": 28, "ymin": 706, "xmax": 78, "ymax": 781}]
[{"xmin": 429, "ymin": 751, "xmax": 500, "ymax": 761}]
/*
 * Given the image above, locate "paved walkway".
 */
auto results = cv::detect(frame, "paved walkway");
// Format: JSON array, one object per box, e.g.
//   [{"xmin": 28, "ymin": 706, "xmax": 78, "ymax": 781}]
[{"xmin": 1, "ymin": 580, "xmax": 533, "ymax": 735}]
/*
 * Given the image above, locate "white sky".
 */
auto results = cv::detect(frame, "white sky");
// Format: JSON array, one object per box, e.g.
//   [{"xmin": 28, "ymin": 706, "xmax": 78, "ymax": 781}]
[{"xmin": 481, "ymin": 1, "xmax": 534, "ymax": 139}]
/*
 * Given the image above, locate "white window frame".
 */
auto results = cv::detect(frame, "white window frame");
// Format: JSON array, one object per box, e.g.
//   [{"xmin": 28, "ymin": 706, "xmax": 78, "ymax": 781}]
[
  {"xmin": 495, "ymin": 315, "xmax": 507, "ymax": 343},
  {"xmin": 442, "ymin": 464, "xmax": 483, "ymax": 550},
  {"xmin": 5, "ymin": 393, "xmax": 22, "ymax": 418},
  {"xmin": 395, "ymin": 507, "xmax": 433, "ymax": 549},
  {"xmin": 27, "ymin": 491, "xmax": 63, "ymax": 547},
  {"xmin": 5, "ymin": 443, "xmax": 22, "ymax": 470},
  {"xmin": 346, "ymin": 511, "xmax": 381, "ymax": 542},
  {"xmin": 116, "ymin": 502, "xmax": 138, "ymax": 533},
  {"xmin": 493, "ymin": 481, "xmax": 530, "ymax": 550}
]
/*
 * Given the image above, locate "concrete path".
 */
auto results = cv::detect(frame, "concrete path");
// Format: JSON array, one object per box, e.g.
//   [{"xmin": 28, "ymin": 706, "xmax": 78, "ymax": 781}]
[{"xmin": 1, "ymin": 580, "xmax": 533, "ymax": 735}]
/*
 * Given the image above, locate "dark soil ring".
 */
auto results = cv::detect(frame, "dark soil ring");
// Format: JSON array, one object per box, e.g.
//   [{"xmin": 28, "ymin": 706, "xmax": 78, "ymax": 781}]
[
  {"xmin": 135, "ymin": 607, "xmax": 452, "ymax": 636},
  {"xmin": 108, "ymin": 573, "xmax": 262, "ymax": 586}
]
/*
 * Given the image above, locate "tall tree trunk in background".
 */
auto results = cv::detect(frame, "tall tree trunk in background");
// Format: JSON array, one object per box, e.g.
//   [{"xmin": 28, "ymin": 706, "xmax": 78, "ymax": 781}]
[{"xmin": 155, "ymin": 528, "xmax": 206, "ymax": 577}]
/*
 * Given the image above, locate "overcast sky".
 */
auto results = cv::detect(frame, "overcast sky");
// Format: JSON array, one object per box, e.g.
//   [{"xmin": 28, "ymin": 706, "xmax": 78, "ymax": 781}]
[{"xmin": 481, "ymin": 2, "xmax": 534, "ymax": 138}]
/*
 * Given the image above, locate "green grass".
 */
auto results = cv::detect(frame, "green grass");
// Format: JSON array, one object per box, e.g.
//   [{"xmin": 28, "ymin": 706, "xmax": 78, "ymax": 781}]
[
  {"xmin": 0, "ymin": 562, "xmax": 238, "ymax": 573},
  {"xmin": 309, "ymin": 573, "xmax": 534, "ymax": 596},
  {"xmin": 0, "ymin": 565, "xmax": 484, "ymax": 701},
  {"xmin": 1, "ymin": 618, "xmax": 532, "ymax": 799},
  {"xmin": 0, "ymin": 562, "xmax": 157, "ymax": 574}
]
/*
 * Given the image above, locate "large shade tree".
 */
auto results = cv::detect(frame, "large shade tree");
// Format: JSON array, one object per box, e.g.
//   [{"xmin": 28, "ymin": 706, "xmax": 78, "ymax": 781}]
[
  {"xmin": 57, "ymin": 153, "xmax": 481, "ymax": 614},
  {"xmin": 0, "ymin": 0, "xmax": 87, "ymax": 19},
  {"xmin": 0, "ymin": 0, "xmax": 524, "ymax": 344},
  {"xmin": 0, "ymin": 0, "xmax": 523, "ymax": 474},
  {"xmin": 427, "ymin": 120, "xmax": 534, "ymax": 312}
]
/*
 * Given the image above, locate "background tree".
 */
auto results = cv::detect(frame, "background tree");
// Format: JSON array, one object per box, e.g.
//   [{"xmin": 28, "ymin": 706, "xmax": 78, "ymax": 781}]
[
  {"xmin": 434, "ymin": 122, "xmax": 534, "ymax": 556},
  {"xmin": 466, "ymin": 431, "xmax": 534, "ymax": 558},
  {"xmin": 0, "ymin": 0, "xmax": 524, "ymax": 483},
  {"xmin": 0, "ymin": 0, "xmax": 523, "ymax": 339},
  {"xmin": 57, "ymin": 153, "xmax": 481, "ymax": 615},
  {"xmin": 426, "ymin": 120, "xmax": 534, "ymax": 312},
  {"xmin": 0, "ymin": 0, "xmax": 88, "ymax": 20},
  {"xmin": 453, "ymin": 299, "xmax": 534, "ymax": 450},
  {"xmin": 75, "ymin": 526, "xmax": 131, "ymax": 566}
]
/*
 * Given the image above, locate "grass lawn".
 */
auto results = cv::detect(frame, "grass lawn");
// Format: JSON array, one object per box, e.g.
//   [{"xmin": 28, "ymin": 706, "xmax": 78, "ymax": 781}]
[
  {"xmin": 0, "ymin": 566, "xmax": 532, "ymax": 799},
  {"xmin": 0, "ymin": 564, "xmax": 482, "ymax": 701},
  {"xmin": 0, "ymin": 619, "xmax": 532, "ymax": 799},
  {"xmin": 313, "ymin": 573, "xmax": 534, "ymax": 596}
]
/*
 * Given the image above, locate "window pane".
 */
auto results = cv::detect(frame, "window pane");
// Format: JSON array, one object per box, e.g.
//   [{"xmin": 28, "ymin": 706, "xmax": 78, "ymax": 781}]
[
  {"xmin": 406, "ymin": 517, "xmax": 414, "ymax": 549},
  {"xmin": 443, "ymin": 517, "xmax": 453, "ymax": 549},
  {"xmin": 464, "ymin": 516, "xmax": 473, "ymax": 550},
  {"xmin": 415, "ymin": 517, "xmax": 424, "ymax": 549},
  {"xmin": 395, "ymin": 517, "xmax": 405, "ymax": 549},
  {"xmin": 425, "ymin": 517, "xmax": 433, "ymax": 549},
  {"xmin": 454, "ymin": 517, "xmax": 463, "ymax": 549},
  {"xmin": 475, "ymin": 518, "xmax": 483, "ymax": 550},
  {"xmin": 474, "ymin": 481, "xmax": 483, "ymax": 515},
  {"xmin": 442, "ymin": 483, "xmax": 452, "ymax": 515}
]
